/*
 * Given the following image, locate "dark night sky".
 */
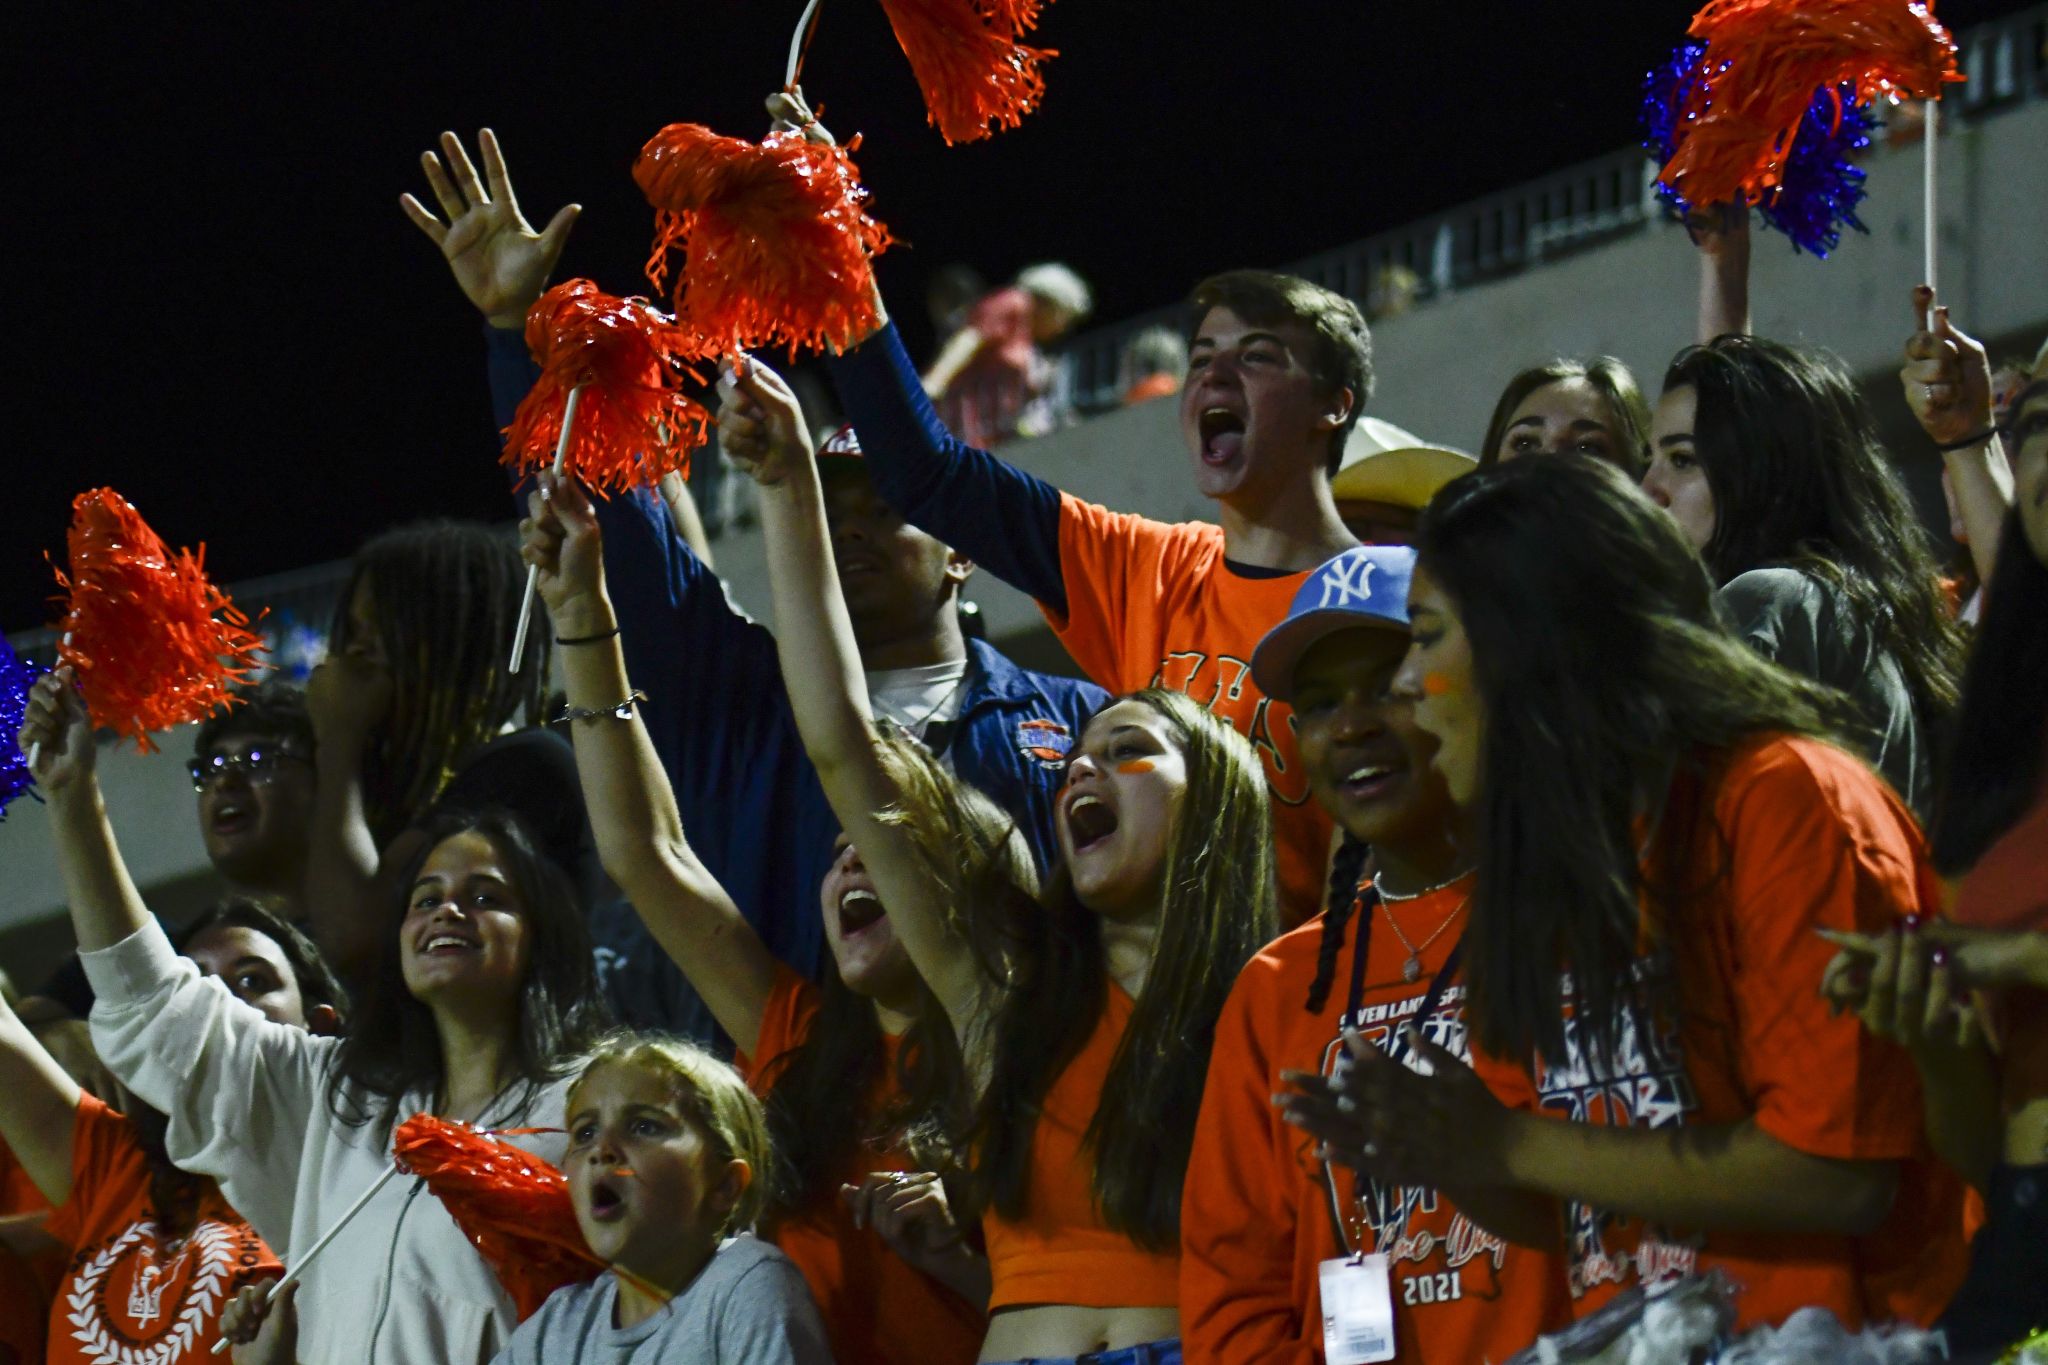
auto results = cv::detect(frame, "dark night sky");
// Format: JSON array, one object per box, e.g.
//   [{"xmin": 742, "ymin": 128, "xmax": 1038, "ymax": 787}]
[{"xmin": 7, "ymin": 1, "xmax": 2028, "ymax": 632}]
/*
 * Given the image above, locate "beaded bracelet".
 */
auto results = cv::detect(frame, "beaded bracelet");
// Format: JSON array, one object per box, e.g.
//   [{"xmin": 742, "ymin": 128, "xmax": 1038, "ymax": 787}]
[{"xmin": 553, "ymin": 690, "xmax": 648, "ymax": 726}]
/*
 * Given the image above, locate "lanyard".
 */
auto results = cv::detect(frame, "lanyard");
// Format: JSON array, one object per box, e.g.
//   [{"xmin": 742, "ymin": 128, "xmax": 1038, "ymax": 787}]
[{"xmin": 1323, "ymin": 885, "xmax": 1467, "ymax": 1258}]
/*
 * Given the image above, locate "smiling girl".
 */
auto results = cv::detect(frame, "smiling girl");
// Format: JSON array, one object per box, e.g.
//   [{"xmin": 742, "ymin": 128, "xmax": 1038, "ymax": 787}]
[
  {"xmin": 18, "ymin": 671, "xmax": 607, "ymax": 1363},
  {"xmin": 719, "ymin": 356, "xmax": 1279, "ymax": 1365},
  {"xmin": 496, "ymin": 1035, "xmax": 830, "ymax": 1363},
  {"xmin": 1284, "ymin": 456, "xmax": 1967, "ymax": 1332}
]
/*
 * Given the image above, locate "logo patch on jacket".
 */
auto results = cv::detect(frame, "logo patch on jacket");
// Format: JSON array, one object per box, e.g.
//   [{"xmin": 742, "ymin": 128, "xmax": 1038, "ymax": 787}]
[{"xmin": 1015, "ymin": 718, "xmax": 1074, "ymax": 769}]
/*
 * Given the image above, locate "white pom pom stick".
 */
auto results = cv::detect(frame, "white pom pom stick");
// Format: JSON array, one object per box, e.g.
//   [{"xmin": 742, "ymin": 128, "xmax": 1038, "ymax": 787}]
[
  {"xmin": 25, "ymin": 632, "xmax": 73, "ymax": 770},
  {"xmin": 508, "ymin": 383, "xmax": 584, "ymax": 675},
  {"xmin": 1922, "ymin": 99, "xmax": 1938, "ymax": 293},
  {"xmin": 210, "ymin": 1162, "xmax": 406, "ymax": 1353},
  {"xmin": 786, "ymin": 0, "xmax": 824, "ymax": 90}
]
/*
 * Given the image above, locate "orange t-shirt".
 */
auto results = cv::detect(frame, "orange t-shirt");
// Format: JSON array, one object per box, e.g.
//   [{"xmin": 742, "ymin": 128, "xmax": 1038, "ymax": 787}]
[
  {"xmin": 1050, "ymin": 493, "xmax": 1336, "ymax": 928},
  {"xmin": 1182, "ymin": 884, "xmax": 1571, "ymax": 1365},
  {"xmin": 984, "ymin": 978, "xmax": 1181, "ymax": 1310},
  {"xmin": 735, "ymin": 966, "xmax": 984, "ymax": 1365},
  {"xmin": 1, "ymin": 1140, "xmax": 56, "ymax": 1365},
  {"xmin": 41, "ymin": 1095, "xmax": 279, "ymax": 1365},
  {"xmin": 1469, "ymin": 734, "xmax": 1969, "ymax": 1332},
  {"xmin": 1949, "ymin": 762, "xmax": 2048, "ymax": 1112}
]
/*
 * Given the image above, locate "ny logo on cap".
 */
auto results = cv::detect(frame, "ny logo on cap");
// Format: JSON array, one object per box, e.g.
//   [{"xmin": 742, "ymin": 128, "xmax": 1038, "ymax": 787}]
[{"xmin": 1314, "ymin": 555, "xmax": 1377, "ymax": 610}]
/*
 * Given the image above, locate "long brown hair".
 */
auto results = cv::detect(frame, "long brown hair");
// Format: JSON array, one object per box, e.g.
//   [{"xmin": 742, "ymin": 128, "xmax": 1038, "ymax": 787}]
[
  {"xmin": 960, "ymin": 690, "xmax": 1278, "ymax": 1249},
  {"xmin": 759, "ymin": 731, "xmax": 1033, "ymax": 1223},
  {"xmin": 1416, "ymin": 456, "xmax": 1858, "ymax": 1070}
]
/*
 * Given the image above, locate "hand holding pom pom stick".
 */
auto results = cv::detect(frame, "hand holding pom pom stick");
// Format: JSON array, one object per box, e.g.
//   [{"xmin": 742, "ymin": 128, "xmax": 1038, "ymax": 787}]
[
  {"xmin": 209, "ymin": 1164, "xmax": 406, "ymax": 1353},
  {"xmin": 37, "ymin": 489, "xmax": 263, "ymax": 763}
]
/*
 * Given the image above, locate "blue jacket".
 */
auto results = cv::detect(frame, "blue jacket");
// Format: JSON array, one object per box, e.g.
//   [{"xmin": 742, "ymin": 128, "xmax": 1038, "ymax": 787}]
[{"xmin": 485, "ymin": 327, "xmax": 1105, "ymax": 1042}]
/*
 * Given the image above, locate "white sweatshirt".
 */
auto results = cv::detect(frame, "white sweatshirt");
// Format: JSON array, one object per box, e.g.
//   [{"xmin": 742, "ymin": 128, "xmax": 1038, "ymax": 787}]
[{"xmin": 85, "ymin": 920, "xmax": 573, "ymax": 1365}]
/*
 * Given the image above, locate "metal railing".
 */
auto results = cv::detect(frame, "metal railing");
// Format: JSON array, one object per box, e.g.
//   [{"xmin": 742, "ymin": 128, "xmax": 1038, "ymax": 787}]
[
  {"xmin": 7, "ymin": 5, "xmax": 2042, "ymax": 654},
  {"xmin": 1061, "ymin": 1, "xmax": 2047, "ymax": 412}
]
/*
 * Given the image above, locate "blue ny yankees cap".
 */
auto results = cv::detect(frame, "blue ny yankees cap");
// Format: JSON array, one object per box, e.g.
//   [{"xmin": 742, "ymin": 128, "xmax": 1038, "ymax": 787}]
[{"xmin": 1249, "ymin": 545, "xmax": 1417, "ymax": 703}]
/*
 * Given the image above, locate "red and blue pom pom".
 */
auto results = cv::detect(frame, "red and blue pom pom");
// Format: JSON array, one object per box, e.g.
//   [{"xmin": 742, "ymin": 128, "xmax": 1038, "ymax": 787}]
[
  {"xmin": 0, "ymin": 633, "xmax": 38, "ymax": 819},
  {"xmin": 1643, "ymin": 39, "xmax": 1877, "ymax": 257}
]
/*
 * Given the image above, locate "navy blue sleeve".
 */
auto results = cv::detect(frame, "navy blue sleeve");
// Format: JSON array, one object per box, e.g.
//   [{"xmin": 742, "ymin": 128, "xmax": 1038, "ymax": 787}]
[
  {"xmin": 485, "ymin": 322, "xmax": 542, "ymax": 436},
  {"xmin": 825, "ymin": 323, "xmax": 1069, "ymax": 618}
]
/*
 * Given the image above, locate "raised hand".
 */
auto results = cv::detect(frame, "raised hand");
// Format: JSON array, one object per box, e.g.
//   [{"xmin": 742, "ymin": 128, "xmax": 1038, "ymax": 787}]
[
  {"xmin": 1901, "ymin": 286, "xmax": 1995, "ymax": 448},
  {"xmin": 400, "ymin": 129, "xmax": 580, "ymax": 329},
  {"xmin": 718, "ymin": 357, "xmax": 816, "ymax": 488},
  {"xmin": 18, "ymin": 669, "xmax": 96, "ymax": 794},
  {"xmin": 518, "ymin": 471, "xmax": 611, "ymax": 635}
]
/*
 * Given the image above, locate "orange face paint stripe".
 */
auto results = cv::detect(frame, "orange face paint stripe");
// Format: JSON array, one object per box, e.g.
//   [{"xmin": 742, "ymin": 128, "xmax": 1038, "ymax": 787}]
[
  {"xmin": 1116, "ymin": 760, "xmax": 1155, "ymax": 774},
  {"xmin": 1422, "ymin": 672, "xmax": 1454, "ymax": 697}
]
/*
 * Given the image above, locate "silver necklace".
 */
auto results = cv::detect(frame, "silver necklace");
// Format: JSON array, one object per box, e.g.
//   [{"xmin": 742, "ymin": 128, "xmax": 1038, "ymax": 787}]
[{"xmin": 1372, "ymin": 873, "xmax": 1470, "ymax": 983}]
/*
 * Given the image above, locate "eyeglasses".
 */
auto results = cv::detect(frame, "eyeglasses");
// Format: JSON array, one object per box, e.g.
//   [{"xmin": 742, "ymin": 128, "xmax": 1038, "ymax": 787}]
[{"xmin": 187, "ymin": 748, "xmax": 311, "ymax": 792}]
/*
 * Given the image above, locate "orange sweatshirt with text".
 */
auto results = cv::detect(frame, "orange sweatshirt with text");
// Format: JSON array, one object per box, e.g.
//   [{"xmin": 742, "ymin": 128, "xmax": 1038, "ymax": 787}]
[
  {"xmin": 1183, "ymin": 884, "xmax": 1571, "ymax": 1364},
  {"xmin": 736, "ymin": 966, "xmax": 984, "ymax": 1365},
  {"xmin": 1468, "ymin": 735, "xmax": 1970, "ymax": 1332},
  {"xmin": 1050, "ymin": 493, "xmax": 1335, "ymax": 927}
]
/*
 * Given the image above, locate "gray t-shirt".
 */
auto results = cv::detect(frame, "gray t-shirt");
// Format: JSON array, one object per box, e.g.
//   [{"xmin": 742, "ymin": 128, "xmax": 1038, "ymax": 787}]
[
  {"xmin": 492, "ymin": 1235, "xmax": 832, "ymax": 1365},
  {"xmin": 1718, "ymin": 565, "xmax": 1932, "ymax": 820}
]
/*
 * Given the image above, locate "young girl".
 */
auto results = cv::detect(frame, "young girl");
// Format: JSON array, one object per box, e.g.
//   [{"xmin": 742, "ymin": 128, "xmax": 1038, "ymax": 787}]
[
  {"xmin": 1478, "ymin": 358, "xmax": 1651, "ymax": 477},
  {"xmin": 494, "ymin": 1034, "xmax": 831, "ymax": 1363},
  {"xmin": 19, "ymin": 669, "xmax": 608, "ymax": 1363},
  {"xmin": 1640, "ymin": 335, "xmax": 1967, "ymax": 820},
  {"xmin": 1282, "ymin": 455, "xmax": 1968, "ymax": 1332},
  {"xmin": 518, "ymin": 475, "xmax": 1000, "ymax": 1365},
  {"xmin": 1185, "ymin": 546, "xmax": 1571, "ymax": 1364},
  {"xmin": 0, "ymin": 899, "xmax": 341, "ymax": 1365},
  {"xmin": 719, "ymin": 357, "xmax": 1280, "ymax": 1364}
]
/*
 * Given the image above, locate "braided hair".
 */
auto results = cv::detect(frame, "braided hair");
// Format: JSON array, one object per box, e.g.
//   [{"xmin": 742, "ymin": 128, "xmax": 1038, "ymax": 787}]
[
  {"xmin": 1305, "ymin": 832, "xmax": 1372, "ymax": 1014},
  {"xmin": 331, "ymin": 521, "xmax": 548, "ymax": 841}
]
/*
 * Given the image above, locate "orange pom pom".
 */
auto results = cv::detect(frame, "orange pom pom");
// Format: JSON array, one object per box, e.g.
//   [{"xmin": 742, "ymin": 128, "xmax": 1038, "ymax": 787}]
[
  {"xmin": 635, "ymin": 125, "xmax": 891, "ymax": 357},
  {"xmin": 502, "ymin": 279, "xmax": 713, "ymax": 494},
  {"xmin": 1660, "ymin": 0, "xmax": 1961, "ymax": 208},
  {"xmin": 393, "ymin": 1114, "xmax": 605, "ymax": 1321},
  {"xmin": 50, "ymin": 489, "xmax": 263, "ymax": 754},
  {"xmin": 878, "ymin": 0, "xmax": 1056, "ymax": 145}
]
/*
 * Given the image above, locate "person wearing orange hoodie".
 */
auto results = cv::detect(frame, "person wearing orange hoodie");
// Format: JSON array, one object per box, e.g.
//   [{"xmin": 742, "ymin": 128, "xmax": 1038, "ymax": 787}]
[{"xmin": 1182, "ymin": 546, "xmax": 1570, "ymax": 1364}]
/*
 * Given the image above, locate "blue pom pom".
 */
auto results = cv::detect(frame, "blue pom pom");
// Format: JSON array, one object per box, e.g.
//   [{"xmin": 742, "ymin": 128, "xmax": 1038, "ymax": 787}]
[
  {"xmin": 1642, "ymin": 40, "xmax": 1876, "ymax": 259},
  {"xmin": 0, "ymin": 633, "xmax": 40, "ymax": 819}
]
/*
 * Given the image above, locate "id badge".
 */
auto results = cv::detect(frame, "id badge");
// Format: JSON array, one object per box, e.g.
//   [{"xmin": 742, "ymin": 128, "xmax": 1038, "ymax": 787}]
[{"xmin": 1319, "ymin": 1253, "xmax": 1396, "ymax": 1364}]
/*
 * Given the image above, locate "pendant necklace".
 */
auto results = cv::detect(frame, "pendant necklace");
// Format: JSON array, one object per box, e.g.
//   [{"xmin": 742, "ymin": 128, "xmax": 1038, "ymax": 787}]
[{"xmin": 1373, "ymin": 872, "xmax": 1470, "ymax": 983}]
